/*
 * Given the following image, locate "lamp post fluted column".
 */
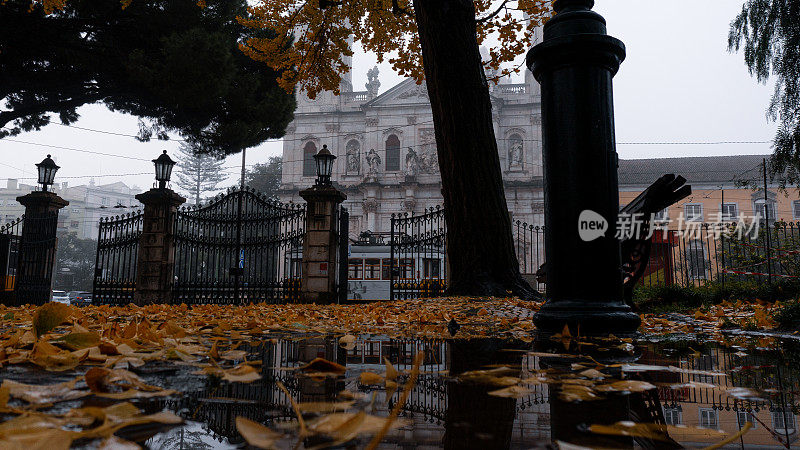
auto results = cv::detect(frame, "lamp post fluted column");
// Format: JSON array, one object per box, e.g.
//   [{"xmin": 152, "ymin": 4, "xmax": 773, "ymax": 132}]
[{"xmin": 527, "ymin": 0, "xmax": 640, "ymax": 334}]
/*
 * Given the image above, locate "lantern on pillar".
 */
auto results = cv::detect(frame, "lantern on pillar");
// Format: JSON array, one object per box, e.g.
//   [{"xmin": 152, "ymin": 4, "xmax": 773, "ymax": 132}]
[
  {"xmin": 152, "ymin": 150, "xmax": 176, "ymax": 189},
  {"xmin": 35, "ymin": 154, "xmax": 60, "ymax": 192},
  {"xmin": 313, "ymin": 144, "xmax": 336, "ymax": 186}
]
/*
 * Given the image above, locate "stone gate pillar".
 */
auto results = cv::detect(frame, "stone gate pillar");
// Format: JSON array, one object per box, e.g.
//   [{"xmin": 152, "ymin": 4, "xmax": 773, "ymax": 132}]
[
  {"xmin": 15, "ymin": 190, "xmax": 68, "ymax": 305},
  {"xmin": 526, "ymin": 0, "xmax": 640, "ymax": 333},
  {"xmin": 299, "ymin": 185, "xmax": 346, "ymax": 304},
  {"xmin": 134, "ymin": 188, "xmax": 185, "ymax": 305}
]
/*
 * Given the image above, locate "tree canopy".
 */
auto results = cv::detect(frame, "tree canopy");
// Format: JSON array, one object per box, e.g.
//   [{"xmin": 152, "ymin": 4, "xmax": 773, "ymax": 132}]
[
  {"xmin": 729, "ymin": 0, "xmax": 800, "ymax": 185},
  {"xmin": 239, "ymin": 0, "xmax": 551, "ymax": 98},
  {"xmin": 0, "ymin": 0, "xmax": 296, "ymax": 155}
]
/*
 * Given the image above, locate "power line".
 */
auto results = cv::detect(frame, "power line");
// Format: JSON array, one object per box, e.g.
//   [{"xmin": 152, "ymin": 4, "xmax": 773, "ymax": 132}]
[
  {"xmin": 2, "ymin": 138, "xmax": 151, "ymax": 162},
  {"xmin": 618, "ymin": 140, "xmax": 772, "ymax": 145}
]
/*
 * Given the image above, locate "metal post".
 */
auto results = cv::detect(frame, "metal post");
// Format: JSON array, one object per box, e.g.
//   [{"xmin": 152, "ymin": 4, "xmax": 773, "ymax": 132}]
[
  {"xmin": 390, "ymin": 214, "xmax": 395, "ymax": 301},
  {"xmin": 763, "ymin": 158, "xmax": 773, "ymax": 284},
  {"xmin": 720, "ymin": 187, "xmax": 725, "ymax": 288},
  {"xmin": 234, "ymin": 148, "xmax": 246, "ymax": 304},
  {"xmin": 526, "ymin": 0, "xmax": 639, "ymax": 333}
]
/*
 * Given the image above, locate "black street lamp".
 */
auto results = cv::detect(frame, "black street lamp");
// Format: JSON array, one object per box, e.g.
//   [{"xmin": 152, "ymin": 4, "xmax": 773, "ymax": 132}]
[
  {"xmin": 527, "ymin": 0, "xmax": 640, "ymax": 334},
  {"xmin": 152, "ymin": 150, "xmax": 176, "ymax": 189},
  {"xmin": 313, "ymin": 144, "xmax": 336, "ymax": 186},
  {"xmin": 35, "ymin": 154, "xmax": 60, "ymax": 192}
]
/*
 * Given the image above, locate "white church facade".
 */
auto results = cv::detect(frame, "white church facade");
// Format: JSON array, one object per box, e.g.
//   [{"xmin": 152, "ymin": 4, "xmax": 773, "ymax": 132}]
[{"xmin": 278, "ymin": 55, "xmax": 545, "ymax": 238}]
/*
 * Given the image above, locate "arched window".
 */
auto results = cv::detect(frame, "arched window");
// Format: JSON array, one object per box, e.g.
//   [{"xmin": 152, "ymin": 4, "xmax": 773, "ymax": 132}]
[
  {"xmin": 385, "ymin": 134, "xmax": 400, "ymax": 172},
  {"xmin": 302, "ymin": 141, "xmax": 317, "ymax": 177}
]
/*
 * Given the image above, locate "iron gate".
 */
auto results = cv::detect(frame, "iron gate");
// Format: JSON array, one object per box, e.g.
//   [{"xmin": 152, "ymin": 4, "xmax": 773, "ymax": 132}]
[
  {"xmin": 172, "ymin": 187, "xmax": 305, "ymax": 304},
  {"xmin": 93, "ymin": 211, "xmax": 144, "ymax": 304},
  {"xmin": 389, "ymin": 206, "xmax": 447, "ymax": 300}
]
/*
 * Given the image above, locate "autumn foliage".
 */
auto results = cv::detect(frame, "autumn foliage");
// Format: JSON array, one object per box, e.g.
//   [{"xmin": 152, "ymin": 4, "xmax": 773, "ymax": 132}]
[{"xmin": 238, "ymin": 0, "xmax": 552, "ymax": 98}]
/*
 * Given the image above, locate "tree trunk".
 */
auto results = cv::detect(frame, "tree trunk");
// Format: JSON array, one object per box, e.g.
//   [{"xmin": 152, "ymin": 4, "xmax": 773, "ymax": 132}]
[{"xmin": 412, "ymin": 0, "xmax": 536, "ymax": 299}]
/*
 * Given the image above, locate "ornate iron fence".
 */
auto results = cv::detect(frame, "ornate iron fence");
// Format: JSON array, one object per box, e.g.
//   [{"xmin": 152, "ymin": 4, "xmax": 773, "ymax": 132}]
[
  {"xmin": 388, "ymin": 207, "xmax": 548, "ymax": 300},
  {"xmin": 390, "ymin": 207, "xmax": 447, "ymax": 300},
  {"xmin": 635, "ymin": 221, "xmax": 800, "ymax": 288},
  {"xmin": 513, "ymin": 221, "xmax": 545, "ymax": 292},
  {"xmin": 0, "ymin": 216, "xmax": 23, "ymax": 305},
  {"xmin": 172, "ymin": 187, "xmax": 305, "ymax": 304},
  {"xmin": 93, "ymin": 211, "xmax": 144, "ymax": 304}
]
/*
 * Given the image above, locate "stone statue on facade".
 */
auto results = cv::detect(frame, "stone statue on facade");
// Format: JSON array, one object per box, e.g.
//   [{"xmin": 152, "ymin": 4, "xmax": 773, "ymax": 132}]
[
  {"xmin": 366, "ymin": 66, "xmax": 381, "ymax": 99},
  {"xmin": 346, "ymin": 141, "xmax": 360, "ymax": 174},
  {"xmin": 365, "ymin": 148, "xmax": 381, "ymax": 179},
  {"xmin": 405, "ymin": 147, "xmax": 418, "ymax": 177},
  {"xmin": 509, "ymin": 137, "xmax": 523, "ymax": 169}
]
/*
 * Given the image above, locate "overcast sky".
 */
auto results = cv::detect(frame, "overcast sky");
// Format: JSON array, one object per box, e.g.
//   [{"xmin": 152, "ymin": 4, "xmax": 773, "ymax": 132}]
[{"xmin": 0, "ymin": 0, "xmax": 777, "ymax": 196}]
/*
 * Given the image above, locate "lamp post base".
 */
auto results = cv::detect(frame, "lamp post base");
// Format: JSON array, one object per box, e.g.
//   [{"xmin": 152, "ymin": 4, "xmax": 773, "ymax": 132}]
[{"xmin": 534, "ymin": 300, "xmax": 641, "ymax": 336}]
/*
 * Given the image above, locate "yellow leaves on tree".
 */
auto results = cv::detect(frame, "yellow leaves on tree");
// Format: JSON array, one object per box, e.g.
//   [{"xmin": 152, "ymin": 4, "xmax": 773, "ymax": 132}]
[{"xmin": 238, "ymin": 0, "xmax": 553, "ymax": 99}]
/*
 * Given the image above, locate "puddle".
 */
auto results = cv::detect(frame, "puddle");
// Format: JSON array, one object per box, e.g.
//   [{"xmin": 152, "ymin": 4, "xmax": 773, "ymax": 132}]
[{"xmin": 119, "ymin": 334, "xmax": 800, "ymax": 448}]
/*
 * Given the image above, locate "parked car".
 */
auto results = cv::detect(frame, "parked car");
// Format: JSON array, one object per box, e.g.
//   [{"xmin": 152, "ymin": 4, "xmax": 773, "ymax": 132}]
[
  {"xmin": 71, "ymin": 291, "xmax": 92, "ymax": 306},
  {"xmin": 51, "ymin": 290, "xmax": 70, "ymax": 304}
]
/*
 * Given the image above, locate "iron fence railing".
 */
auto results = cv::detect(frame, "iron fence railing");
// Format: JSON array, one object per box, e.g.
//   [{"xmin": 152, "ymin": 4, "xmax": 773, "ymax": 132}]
[{"xmin": 0, "ymin": 216, "xmax": 23, "ymax": 305}]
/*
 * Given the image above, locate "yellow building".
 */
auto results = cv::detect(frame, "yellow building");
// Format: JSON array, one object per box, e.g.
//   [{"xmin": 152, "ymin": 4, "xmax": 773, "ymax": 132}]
[{"xmin": 617, "ymin": 155, "xmax": 800, "ymax": 285}]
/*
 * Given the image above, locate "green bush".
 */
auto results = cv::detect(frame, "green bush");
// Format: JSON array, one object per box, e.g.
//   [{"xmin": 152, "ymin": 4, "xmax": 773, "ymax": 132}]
[
  {"xmin": 775, "ymin": 301, "xmax": 800, "ymax": 330},
  {"xmin": 633, "ymin": 279, "xmax": 800, "ymax": 313}
]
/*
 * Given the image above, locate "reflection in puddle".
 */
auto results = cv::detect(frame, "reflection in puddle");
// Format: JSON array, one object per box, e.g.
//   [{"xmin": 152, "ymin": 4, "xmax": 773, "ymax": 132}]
[{"xmin": 143, "ymin": 335, "xmax": 800, "ymax": 449}]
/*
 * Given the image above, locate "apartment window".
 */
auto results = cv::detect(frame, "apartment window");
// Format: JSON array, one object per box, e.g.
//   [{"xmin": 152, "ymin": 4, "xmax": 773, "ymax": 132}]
[
  {"xmin": 721, "ymin": 203, "xmax": 738, "ymax": 221},
  {"xmin": 737, "ymin": 411, "xmax": 757, "ymax": 428},
  {"xmin": 303, "ymin": 141, "xmax": 317, "ymax": 177},
  {"xmin": 772, "ymin": 410, "xmax": 796, "ymax": 434},
  {"xmin": 653, "ymin": 208, "xmax": 669, "ymax": 222},
  {"xmin": 663, "ymin": 407, "xmax": 682, "ymax": 426},
  {"xmin": 348, "ymin": 258, "xmax": 363, "ymax": 280},
  {"xmin": 72, "ymin": 208, "xmax": 80, "ymax": 213},
  {"xmin": 0, "ymin": 199, "xmax": 4, "ymax": 206},
  {"xmin": 101, "ymin": 197, "xmax": 109, "ymax": 206},
  {"xmin": 684, "ymin": 204, "xmax": 703, "ymax": 221},
  {"xmin": 793, "ymin": 200, "xmax": 800, "ymax": 220},
  {"xmin": 385, "ymin": 134, "xmax": 400, "ymax": 172},
  {"xmin": 423, "ymin": 258, "xmax": 441, "ymax": 279},
  {"xmin": 364, "ymin": 258, "xmax": 381, "ymax": 280},
  {"xmin": 70, "ymin": 221, "xmax": 79, "ymax": 228},
  {"xmin": 699, "ymin": 408, "xmax": 718, "ymax": 429},
  {"xmin": 754, "ymin": 199, "xmax": 777, "ymax": 221}
]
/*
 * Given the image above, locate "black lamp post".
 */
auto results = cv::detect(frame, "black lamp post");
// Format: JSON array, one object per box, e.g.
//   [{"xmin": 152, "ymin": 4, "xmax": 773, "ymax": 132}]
[
  {"xmin": 313, "ymin": 145, "xmax": 336, "ymax": 186},
  {"xmin": 152, "ymin": 150, "xmax": 176, "ymax": 189},
  {"xmin": 527, "ymin": 0, "xmax": 640, "ymax": 334},
  {"xmin": 35, "ymin": 154, "xmax": 60, "ymax": 192}
]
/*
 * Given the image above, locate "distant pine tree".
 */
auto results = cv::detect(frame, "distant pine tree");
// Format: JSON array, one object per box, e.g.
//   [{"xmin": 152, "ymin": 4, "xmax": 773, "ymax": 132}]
[
  {"xmin": 730, "ymin": 0, "xmax": 800, "ymax": 186},
  {"xmin": 174, "ymin": 144, "xmax": 227, "ymax": 205}
]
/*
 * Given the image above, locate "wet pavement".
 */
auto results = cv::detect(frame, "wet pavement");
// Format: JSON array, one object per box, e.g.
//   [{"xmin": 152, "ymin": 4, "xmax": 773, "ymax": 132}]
[{"xmin": 3, "ymin": 331, "xmax": 795, "ymax": 449}]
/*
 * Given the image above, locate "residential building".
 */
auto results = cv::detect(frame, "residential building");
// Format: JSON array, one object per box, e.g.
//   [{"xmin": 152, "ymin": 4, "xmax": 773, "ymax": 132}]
[
  {"xmin": 619, "ymin": 155, "xmax": 799, "ymax": 225},
  {"xmin": 0, "ymin": 178, "xmax": 141, "ymax": 239}
]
